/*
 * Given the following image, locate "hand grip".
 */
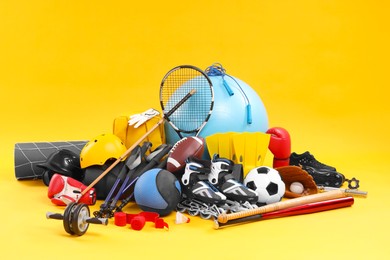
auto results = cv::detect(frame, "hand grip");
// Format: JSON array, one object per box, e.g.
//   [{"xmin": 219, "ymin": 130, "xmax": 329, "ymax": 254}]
[
  {"xmin": 46, "ymin": 212, "xmax": 64, "ymax": 220},
  {"xmin": 86, "ymin": 217, "xmax": 108, "ymax": 225},
  {"xmin": 246, "ymin": 104, "xmax": 252, "ymax": 124},
  {"xmin": 222, "ymin": 79, "xmax": 234, "ymax": 96}
]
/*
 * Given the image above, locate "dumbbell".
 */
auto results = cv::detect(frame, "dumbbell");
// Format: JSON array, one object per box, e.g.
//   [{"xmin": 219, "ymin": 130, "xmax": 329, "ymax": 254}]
[{"xmin": 46, "ymin": 202, "xmax": 108, "ymax": 236}]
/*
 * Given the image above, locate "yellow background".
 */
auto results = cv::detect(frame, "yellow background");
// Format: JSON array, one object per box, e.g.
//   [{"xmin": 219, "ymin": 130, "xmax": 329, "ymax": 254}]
[{"xmin": 1, "ymin": 0, "xmax": 389, "ymax": 259}]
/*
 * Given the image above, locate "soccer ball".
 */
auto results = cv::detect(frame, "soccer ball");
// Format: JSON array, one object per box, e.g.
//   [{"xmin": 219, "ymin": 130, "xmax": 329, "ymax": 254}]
[{"xmin": 244, "ymin": 166, "xmax": 285, "ymax": 206}]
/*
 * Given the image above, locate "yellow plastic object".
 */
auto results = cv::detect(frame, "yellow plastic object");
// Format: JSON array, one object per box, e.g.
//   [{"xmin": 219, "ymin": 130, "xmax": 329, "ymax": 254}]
[
  {"xmin": 231, "ymin": 132, "xmax": 270, "ymax": 176},
  {"xmin": 113, "ymin": 113, "xmax": 165, "ymax": 153},
  {"xmin": 79, "ymin": 133, "xmax": 127, "ymax": 169},
  {"xmin": 206, "ymin": 132, "xmax": 271, "ymax": 176},
  {"xmin": 205, "ymin": 132, "xmax": 236, "ymax": 160}
]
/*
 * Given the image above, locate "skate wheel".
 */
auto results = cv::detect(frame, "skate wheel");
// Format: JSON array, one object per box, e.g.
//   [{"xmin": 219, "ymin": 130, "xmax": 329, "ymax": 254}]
[
  {"xmin": 72, "ymin": 203, "xmax": 90, "ymax": 236},
  {"xmin": 200, "ymin": 212, "xmax": 211, "ymax": 219},
  {"xmin": 188, "ymin": 209, "xmax": 199, "ymax": 216},
  {"xmin": 176, "ymin": 204, "xmax": 186, "ymax": 213},
  {"xmin": 218, "ymin": 208, "xmax": 227, "ymax": 215}
]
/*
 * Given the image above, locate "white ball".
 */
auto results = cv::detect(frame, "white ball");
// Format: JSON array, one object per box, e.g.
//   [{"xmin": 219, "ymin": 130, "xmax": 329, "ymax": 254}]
[
  {"xmin": 290, "ymin": 182, "xmax": 304, "ymax": 194},
  {"xmin": 244, "ymin": 166, "xmax": 285, "ymax": 205}
]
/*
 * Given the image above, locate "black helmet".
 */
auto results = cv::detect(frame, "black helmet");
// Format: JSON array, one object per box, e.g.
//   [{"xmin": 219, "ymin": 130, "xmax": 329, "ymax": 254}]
[{"xmin": 37, "ymin": 149, "xmax": 84, "ymax": 185}]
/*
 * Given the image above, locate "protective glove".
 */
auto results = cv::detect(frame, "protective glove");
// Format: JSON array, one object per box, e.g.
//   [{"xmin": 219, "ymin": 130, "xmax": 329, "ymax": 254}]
[
  {"xmin": 276, "ymin": 166, "xmax": 318, "ymax": 198},
  {"xmin": 48, "ymin": 174, "xmax": 96, "ymax": 206},
  {"xmin": 128, "ymin": 108, "xmax": 160, "ymax": 128}
]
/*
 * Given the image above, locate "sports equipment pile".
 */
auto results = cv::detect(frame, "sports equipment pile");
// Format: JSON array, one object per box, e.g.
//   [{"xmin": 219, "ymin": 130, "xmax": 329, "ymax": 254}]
[{"xmin": 14, "ymin": 63, "xmax": 367, "ymax": 236}]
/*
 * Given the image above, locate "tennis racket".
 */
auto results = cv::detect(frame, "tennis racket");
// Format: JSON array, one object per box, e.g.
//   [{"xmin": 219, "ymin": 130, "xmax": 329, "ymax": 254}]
[{"xmin": 160, "ymin": 65, "xmax": 214, "ymax": 139}]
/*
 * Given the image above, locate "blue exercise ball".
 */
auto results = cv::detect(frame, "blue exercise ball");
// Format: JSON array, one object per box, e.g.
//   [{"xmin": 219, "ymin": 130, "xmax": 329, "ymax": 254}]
[
  {"xmin": 134, "ymin": 168, "xmax": 182, "ymax": 216},
  {"xmin": 164, "ymin": 74, "xmax": 269, "ymax": 146}
]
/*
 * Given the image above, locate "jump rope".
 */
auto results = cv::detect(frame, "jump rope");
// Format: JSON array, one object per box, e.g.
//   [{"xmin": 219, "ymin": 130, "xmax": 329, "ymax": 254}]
[{"xmin": 205, "ymin": 63, "xmax": 252, "ymax": 124}]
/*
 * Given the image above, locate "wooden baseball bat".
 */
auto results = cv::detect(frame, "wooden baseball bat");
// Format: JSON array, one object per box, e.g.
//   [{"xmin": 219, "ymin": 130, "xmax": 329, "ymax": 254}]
[
  {"xmin": 217, "ymin": 189, "xmax": 346, "ymax": 223},
  {"xmin": 214, "ymin": 196, "xmax": 354, "ymax": 229}
]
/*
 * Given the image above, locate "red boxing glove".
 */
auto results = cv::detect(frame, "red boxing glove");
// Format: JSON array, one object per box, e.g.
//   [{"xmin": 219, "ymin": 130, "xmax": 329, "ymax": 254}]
[
  {"xmin": 266, "ymin": 127, "xmax": 291, "ymax": 168},
  {"xmin": 48, "ymin": 174, "xmax": 96, "ymax": 206}
]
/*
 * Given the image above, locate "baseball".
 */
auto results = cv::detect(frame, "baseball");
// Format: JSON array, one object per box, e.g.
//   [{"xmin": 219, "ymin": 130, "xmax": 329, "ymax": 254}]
[{"xmin": 290, "ymin": 182, "xmax": 304, "ymax": 194}]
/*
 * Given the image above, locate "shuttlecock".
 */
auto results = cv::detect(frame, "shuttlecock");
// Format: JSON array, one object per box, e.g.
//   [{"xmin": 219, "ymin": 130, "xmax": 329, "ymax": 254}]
[{"xmin": 175, "ymin": 212, "xmax": 190, "ymax": 224}]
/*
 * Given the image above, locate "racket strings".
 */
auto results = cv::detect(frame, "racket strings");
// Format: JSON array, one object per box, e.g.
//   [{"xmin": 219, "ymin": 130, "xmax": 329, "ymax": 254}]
[{"xmin": 161, "ymin": 67, "xmax": 213, "ymax": 133}]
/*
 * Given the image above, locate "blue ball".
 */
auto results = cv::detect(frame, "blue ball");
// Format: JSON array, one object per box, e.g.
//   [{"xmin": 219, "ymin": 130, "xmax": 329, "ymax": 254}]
[
  {"xmin": 164, "ymin": 75, "xmax": 269, "ymax": 147},
  {"xmin": 134, "ymin": 168, "xmax": 181, "ymax": 216}
]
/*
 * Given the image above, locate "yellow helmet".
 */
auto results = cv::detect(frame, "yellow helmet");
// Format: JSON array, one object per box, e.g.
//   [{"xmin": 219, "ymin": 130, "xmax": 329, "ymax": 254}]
[{"xmin": 80, "ymin": 133, "xmax": 127, "ymax": 168}]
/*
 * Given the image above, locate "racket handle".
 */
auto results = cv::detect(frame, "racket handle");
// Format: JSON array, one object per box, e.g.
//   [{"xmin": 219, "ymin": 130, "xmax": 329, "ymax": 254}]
[
  {"xmin": 222, "ymin": 79, "xmax": 234, "ymax": 96},
  {"xmin": 165, "ymin": 89, "xmax": 196, "ymax": 117},
  {"xmin": 246, "ymin": 104, "xmax": 252, "ymax": 124}
]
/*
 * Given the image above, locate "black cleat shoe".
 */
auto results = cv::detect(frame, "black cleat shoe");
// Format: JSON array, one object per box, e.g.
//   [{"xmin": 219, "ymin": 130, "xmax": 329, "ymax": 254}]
[
  {"xmin": 304, "ymin": 166, "xmax": 345, "ymax": 188},
  {"xmin": 290, "ymin": 151, "xmax": 337, "ymax": 171}
]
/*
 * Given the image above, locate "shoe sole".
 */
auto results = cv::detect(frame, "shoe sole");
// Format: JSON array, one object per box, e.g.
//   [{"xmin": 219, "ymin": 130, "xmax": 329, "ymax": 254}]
[{"xmin": 303, "ymin": 166, "xmax": 344, "ymax": 188}]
